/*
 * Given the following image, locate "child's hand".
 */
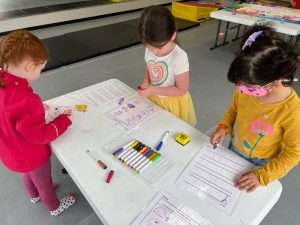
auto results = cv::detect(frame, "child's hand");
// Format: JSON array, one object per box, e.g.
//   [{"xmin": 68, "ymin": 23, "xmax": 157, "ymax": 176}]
[
  {"xmin": 210, "ymin": 127, "xmax": 227, "ymax": 146},
  {"xmin": 63, "ymin": 109, "xmax": 73, "ymax": 121},
  {"xmin": 138, "ymin": 86, "xmax": 154, "ymax": 97},
  {"xmin": 235, "ymin": 171, "xmax": 260, "ymax": 192},
  {"xmin": 43, "ymin": 103, "xmax": 50, "ymax": 111},
  {"xmin": 139, "ymin": 82, "xmax": 149, "ymax": 90}
]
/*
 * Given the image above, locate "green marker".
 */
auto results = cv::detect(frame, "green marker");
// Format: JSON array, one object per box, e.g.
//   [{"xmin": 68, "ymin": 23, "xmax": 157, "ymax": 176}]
[{"xmin": 138, "ymin": 154, "xmax": 161, "ymax": 174}]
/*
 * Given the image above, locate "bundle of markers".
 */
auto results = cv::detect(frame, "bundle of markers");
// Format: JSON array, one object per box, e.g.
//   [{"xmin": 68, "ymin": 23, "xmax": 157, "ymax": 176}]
[{"xmin": 112, "ymin": 140, "xmax": 161, "ymax": 174}]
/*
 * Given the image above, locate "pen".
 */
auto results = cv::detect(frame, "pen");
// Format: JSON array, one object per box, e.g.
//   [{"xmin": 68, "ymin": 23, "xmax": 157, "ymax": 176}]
[
  {"xmin": 130, "ymin": 147, "xmax": 151, "ymax": 168},
  {"xmin": 117, "ymin": 141, "xmax": 139, "ymax": 159},
  {"xmin": 156, "ymin": 131, "xmax": 169, "ymax": 151},
  {"xmin": 112, "ymin": 139, "xmax": 135, "ymax": 156},
  {"xmin": 122, "ymin": 143, "xmax": 144, "ymax": 163},
  {"xmin": 86, "ymin": 150, "xmax": 107, "ymax": 169},
  {"xmin": 132, "ymin": 150, "xmax": 154, "ymax": 170},
  {"xmin": 213, "ymin": 142, "xmax": 219, "ymax": 149},
  {"xmin": 134, "ymin": 151, "xmax": 157, "ymax": 172},
  {"xmin": 138, "ymin": 154, "xmax": 161, "ymax": 174},
  {"xmin": 126, "ymin": 146, "xmax": 147, "ymax": 166},
  {"xmin": 106, "ymin": 170, "xmax": 114, "ymax": 183},
  {"xmin": 121, "ymin": 142, "xmax": 143, "ymax": 162}
]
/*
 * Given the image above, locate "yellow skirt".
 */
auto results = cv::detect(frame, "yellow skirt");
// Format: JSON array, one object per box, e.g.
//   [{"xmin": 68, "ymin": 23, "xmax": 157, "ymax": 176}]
[{"xmin": 148, "ymin": 92, "xmax": 197, "ymax": 127}]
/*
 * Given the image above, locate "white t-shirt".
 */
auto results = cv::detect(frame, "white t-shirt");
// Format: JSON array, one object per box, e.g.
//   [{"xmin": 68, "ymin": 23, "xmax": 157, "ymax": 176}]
[{"xmin": 144, "ymin": 45, "xmax": 189, "ymax": 87}]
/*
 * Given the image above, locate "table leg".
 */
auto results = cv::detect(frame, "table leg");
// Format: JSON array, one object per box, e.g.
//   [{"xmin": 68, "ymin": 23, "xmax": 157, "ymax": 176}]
[
  {"xmin": 232, "ymin": 24, "xmax": 241, "ymax": 42},
  {"xmin": 210, "ymin": 20, "xmax": 230, "ymax": 50},
  {"xmin": 289, "ymin": 36, "xmax": 294, "ymax": 46},
  {"xmin": 294, "ymin": 35, "xmax": 300, "ymax": 49}
]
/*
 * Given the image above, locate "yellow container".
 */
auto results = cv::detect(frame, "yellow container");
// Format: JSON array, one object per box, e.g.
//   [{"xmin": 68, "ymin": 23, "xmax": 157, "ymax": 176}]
[{"xmin": 172, "ymin": 2, "xmax": 219, "ymax": 23}]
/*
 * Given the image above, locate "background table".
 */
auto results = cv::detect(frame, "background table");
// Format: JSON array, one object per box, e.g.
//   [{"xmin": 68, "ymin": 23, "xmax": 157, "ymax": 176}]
[
  {"xmin": 209, "ymin": 9, "xmax": 300, "ymax": 50},
  {"xmin": 49, "ymin": 79, "xmax": 282, "ymax": 225}
]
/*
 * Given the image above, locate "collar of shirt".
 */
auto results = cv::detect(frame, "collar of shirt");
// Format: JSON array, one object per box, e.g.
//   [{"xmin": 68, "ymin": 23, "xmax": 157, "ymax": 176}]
[{"xmin": 1, "ymin": 69, "xmax": 31, "ymax": 89}]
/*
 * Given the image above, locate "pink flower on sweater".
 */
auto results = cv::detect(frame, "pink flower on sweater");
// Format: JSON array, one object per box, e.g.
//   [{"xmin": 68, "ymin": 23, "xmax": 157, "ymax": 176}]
[{"xmin": 250, "ymin": 119, "xmax": 274, "ymax": 136}]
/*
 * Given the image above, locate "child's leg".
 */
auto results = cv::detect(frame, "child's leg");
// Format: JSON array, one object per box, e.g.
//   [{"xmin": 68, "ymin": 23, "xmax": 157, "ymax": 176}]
[
  {"xmin": 23, "ymin": 173, "xmax": 39, "ymax": 198},
  {"xmin": 24, "ymin": 173, "xmax": 41, "ymax": 203},
  {"xmin": 27, "ymin": 160, "xmax": 60, "ymax": 211}
]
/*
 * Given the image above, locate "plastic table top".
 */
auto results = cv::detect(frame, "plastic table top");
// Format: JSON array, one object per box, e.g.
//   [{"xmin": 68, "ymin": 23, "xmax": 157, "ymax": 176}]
[{"xmin": 49, "ymin": 79, "xmax": 282, "ymax": 225}]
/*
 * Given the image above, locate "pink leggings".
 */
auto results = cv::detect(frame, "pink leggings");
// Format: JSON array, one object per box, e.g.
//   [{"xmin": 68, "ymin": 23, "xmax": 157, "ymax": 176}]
[{"xmin": 23, "ymin": 160, "xmax": 60, "ymax": 211}]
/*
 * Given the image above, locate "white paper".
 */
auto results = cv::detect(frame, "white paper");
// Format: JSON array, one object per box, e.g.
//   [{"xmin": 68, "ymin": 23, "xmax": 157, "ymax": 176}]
[
  {"xmin": 105, "ymin": 96, "xmax": 161, "ymax": 132},
  {"xmin": 67, "ymin": 79, "xmax": 135, "ymax": 107},
  {"xmin": 176, "ymin": 144, "xmax": 254, "ymax": 215},
  {"xmin": 131, "ymin": 190, "xmax": 214, "ymax": 225}
]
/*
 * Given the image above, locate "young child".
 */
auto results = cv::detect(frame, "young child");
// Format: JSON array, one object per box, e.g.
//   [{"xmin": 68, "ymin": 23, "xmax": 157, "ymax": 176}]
[
  {"xmin": 210, "ymin": 25, "xmax": 300, "ymax": 192},
  {"xmin": 0, "ymin": 30, "xmax": 76, "ymax": 216},
  {"xmin": 137, "ymin": 5, "xmax": 197, "ymax": 127}
]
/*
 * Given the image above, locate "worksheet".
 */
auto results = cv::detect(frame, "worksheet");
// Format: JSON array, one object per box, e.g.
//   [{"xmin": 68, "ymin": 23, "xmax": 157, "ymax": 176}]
[
  {"xmin": 176, "ymin": 144, "xmax": 254, "ymax": 215},
  {"xmin": 105, "ymin": 96, "xmax": 161, "ymax": 132},
  {"xmin": 131, "ymin": 190, "xmax": 214, "ymax": 225},
  {"xmin": 67, "ymin": 79, "xmax": 135, "ymax": 107}
]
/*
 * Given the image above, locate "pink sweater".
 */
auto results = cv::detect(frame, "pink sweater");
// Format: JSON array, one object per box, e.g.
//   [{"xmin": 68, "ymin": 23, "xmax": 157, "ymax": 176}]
[{"xmin": 0, "ymin": 70, "xmax": 72, "ymax": 172}]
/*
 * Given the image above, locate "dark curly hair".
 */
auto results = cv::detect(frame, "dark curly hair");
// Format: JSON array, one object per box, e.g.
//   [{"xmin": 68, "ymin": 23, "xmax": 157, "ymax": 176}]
[{"xmin": 227, "ymin": 25, "xmax": 299, "ymax": 87}]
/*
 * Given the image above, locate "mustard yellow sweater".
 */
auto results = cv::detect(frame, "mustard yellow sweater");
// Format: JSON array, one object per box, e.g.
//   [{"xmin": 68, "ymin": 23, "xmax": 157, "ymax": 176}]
[{"xmin": 219, "ymin": 88, "xmax": 300, "ymax": 186}]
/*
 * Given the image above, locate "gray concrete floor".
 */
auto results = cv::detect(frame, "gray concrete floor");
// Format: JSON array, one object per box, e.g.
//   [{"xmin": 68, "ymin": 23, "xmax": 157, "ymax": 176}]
[{"xmin": 0, "ymin": 14, "xmax": 300, "ymax": 225}]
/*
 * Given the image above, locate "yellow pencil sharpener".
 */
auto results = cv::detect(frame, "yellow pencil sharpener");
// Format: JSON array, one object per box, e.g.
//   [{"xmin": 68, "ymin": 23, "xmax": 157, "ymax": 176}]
[{"xmin": 175, "ymin": 132, "xmax": 191, "ymax": 146}]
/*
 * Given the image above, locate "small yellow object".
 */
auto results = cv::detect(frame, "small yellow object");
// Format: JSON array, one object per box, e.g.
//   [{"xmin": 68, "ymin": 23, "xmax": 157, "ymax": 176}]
[
  {"xmin": 175, "ymin": 132, "xmax": 191, "ymax": 146},
  {"xmin": 219, "ymin": 32, "xmax": 224, "ymax": 37},
  {"xmin": 75, "ymin": 104, "xmax": 88, "ymax": 112}
]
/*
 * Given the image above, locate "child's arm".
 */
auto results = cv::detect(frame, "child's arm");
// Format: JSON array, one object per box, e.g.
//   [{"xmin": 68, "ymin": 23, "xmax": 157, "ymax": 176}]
[
  {"xmin": 210, "ymin": 88, "xmax": 239, "ymax": 146},
  {"xmin": 138, "ymin": 71, "xmax": 189, "ymax": 97},
  {"xmin": 139, "ymin": 70, "xmax": 151, "ymax": 90},
  {"xmin": 15, "ymin": 94, "xmax": 72, "ymax": 144},
  {"xmin": 253, "ymin": 111, "xmax": 300, "ymax": 186}
]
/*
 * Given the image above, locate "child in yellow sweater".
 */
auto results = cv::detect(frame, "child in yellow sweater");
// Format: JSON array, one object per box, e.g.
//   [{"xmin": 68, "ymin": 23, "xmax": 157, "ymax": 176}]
[{"xmin": 210, "ymin": 25, "xmax": 300, "ymax": 192}]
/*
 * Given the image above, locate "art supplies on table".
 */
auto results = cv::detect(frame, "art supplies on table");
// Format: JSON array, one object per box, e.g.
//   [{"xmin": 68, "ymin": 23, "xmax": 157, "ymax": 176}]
[
  {"xmin": 175, "ymin": 132, "xmax": 191, "ymax": 146},
  {"xmin": 106, "ymin": 170, "xmax": 114, "ymax": 183},
  {"xmin": 131, "ymin": 190, "xmax": 214, "ymax": 225},
  {"xmin": 104, "ymin": 134, "xmax": 173, "ymax": 186},
  {"xmin": 233, "ymin": 3, "xmax": 300, "ymax": 25},
  {"xmin": 105, "ymin": 95, "xmax": 161, "ymax": 133},
  {"xmin": 156, "ymin": 131, "xmax": 169, "ymax": 151},
  {"xmin": 176, "ymin": 143, "xmax": 254, "ymax": 215},
  {"xmin": 86, "ymin": 150, "xmax": 107, "ymax": 169}
]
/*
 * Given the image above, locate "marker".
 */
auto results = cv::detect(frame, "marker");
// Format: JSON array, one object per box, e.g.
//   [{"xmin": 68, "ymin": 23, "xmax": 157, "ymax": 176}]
[
  {"xmin": 122, "ymin": 143, "xmax": 143, "ymax": 162},
  {"xmin": 113, "ymin": 139, "xmax": 135, "ymax": 156},
  {"xmin": 86, "ymin": 150, "xmax": 107, "ymax": 169},
  {"xmin": 118, "ymin": 97, "xmax": 125, "ymax": 105},
  {"xmin": 130, "ymin": 147, "xmax": 151, "ymax": 168},
  {"xmin": 135, "ymin": 152, "xmax": 157, "ymax": 172},
  {"xmin": 138, "ymin": 154, "xmax": 161, "ymax": 174},
  {"xmin": 106, "ymin": 170, "xmax": 114, "ymax": 183},
  {"xmin": 132, "ymin": 150, "xmax": 154, "ymax": 170},
  {"xmin": 117, "ymin": 141, "xmax": 139, "ymax": 159},
  {"xmin": 126, "ymin": 146, "xmax": 147, "ymax": 166},
  {"xmin": 156, "ymin": 131, "xmax": 169, "ymax": 151},
  {"xmin": 213, "ymin": 142, "xmax": 219, "ymax": 149}
]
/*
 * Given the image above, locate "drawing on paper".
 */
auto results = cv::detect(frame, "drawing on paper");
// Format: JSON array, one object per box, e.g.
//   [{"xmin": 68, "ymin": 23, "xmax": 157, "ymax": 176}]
[
  {"xmin": 105, "ymin": 96, "xmax": 161, "ymax": 132},
  {"xmin": 131, "ymin": 190, "xmax": 214, "ymax": 225}
]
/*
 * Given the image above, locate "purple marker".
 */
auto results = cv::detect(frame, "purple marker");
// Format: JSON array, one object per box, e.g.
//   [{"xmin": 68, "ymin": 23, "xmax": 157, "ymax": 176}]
[
  {"xmin": 118, "ymin": 97, "xmax": 125, "ymax": 105},
  {"xmin": 112, "ymin": 139, "xmax": 135, "ymax": 156}
]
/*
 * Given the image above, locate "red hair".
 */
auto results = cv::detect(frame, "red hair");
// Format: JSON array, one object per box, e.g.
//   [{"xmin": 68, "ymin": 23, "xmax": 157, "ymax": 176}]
[{"xmin": 0, "ymin": 29, "xmax": 48, "ymax": 88}]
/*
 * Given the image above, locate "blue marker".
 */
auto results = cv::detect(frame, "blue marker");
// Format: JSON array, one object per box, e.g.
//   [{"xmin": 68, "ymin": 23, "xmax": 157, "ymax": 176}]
[{"xmin": 156, "ymin": 131, "xmax": 169, "ymax": 151}]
